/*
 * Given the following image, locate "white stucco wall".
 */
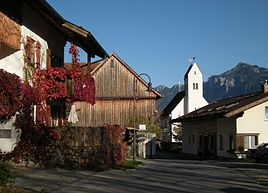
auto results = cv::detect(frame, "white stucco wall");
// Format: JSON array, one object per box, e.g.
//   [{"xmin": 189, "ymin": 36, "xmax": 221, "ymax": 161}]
[
  {"xmin": 170, "ymin": 99, "xmax": 184, "ymax": 142},
  {"xmin": 0, "ymin": 25, "xmax": 48, "ymax": 152},
  {"xmin": 0, "ymin": 117, "xmax": 21, "ymax": 153},
  {"xmin": 0, "ymin": 25, "xmax": 48, "ymax": 77},
  {"xmin": 171, "ymin": 98, "xmax": 184, "ymax": 120},
  {"xmin": 21, "ymin": 25, "xmax": 49, "ymax": 70},
  {"xmin": 217, "ymin": 118, "xmax": 237, "ymax": 158},
  {"xmin": 181, "ymin": 123, "xmax": 198, "ymax": 155},
  {"xmin": 236, "ymin": 101, "xmax": 268, "ymax": 144},
  {"xmin": 184, "ymin": 63, "xmax": 208, "ymax": 114}
]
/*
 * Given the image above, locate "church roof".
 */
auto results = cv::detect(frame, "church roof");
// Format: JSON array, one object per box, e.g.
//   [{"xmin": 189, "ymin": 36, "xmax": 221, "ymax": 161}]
[
  {"xmin": 184, "ymin": 64, "xmax": 193, "ymax": 80},
  {"xmin": 171, "ymin": 91, "xmax": 268, "ymax": 122},
  {"xmin": 161, "ymin": 91, "xmax": 185, "ymax": 117}
]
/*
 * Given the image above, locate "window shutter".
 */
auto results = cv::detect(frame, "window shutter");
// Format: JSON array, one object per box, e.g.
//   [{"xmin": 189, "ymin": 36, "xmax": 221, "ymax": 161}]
[
  {"xmin": 36, "ymin": 42, "xmax": 41, "ymax": 68},
  {"xmin": 236, "ymin": 135, "xmax": 244, "ymax": 151},
  {"xmin": 25, "ymin": 37, "xmax": 32, "ymax": 64},
  {"xmin": 25, "ymin": 37, "xmax": 35, "ymax": 64},
  {"xmin": 46, "ymin": 48, "xmax": 51, "ymax": 69}
]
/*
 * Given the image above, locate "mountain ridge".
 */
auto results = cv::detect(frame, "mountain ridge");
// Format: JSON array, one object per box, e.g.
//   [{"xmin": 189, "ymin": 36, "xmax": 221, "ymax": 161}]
[{"xmin": 156, "ymin": 63, "xmax": 268, "ymax": 111}]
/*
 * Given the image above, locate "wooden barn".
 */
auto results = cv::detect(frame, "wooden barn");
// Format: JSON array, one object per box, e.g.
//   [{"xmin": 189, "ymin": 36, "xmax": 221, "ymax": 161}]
[{"xmin": 65, "ymin": 52, "xmax": 162, "ymax": 128}]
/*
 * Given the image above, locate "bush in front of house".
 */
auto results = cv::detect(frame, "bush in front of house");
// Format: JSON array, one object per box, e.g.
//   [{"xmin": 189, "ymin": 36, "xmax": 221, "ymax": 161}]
[{"xmin": 0, "ymin": 163, "xmax": 14, "ymax": 186}]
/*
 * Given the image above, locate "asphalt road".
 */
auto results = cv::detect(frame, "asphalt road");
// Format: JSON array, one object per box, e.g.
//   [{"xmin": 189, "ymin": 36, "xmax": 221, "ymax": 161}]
[{"xmin": 13, "ymin": 157, "xmax": 268, "ymax": 193}]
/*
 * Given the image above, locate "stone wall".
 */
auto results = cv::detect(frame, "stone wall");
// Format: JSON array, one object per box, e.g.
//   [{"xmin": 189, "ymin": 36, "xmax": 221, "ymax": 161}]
[{"xmin": 42, "ymin": 125, "xmax": 126, "ymax": 170}]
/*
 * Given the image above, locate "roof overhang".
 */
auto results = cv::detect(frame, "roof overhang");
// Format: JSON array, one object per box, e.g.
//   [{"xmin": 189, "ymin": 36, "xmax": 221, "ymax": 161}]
[
  {"xmin": 62, "ymin": 21, "xmax": 108, "ymax": 59},
  {"xmin": 24, "ymin": 0, "xmax": 108, "ymax": 59}
]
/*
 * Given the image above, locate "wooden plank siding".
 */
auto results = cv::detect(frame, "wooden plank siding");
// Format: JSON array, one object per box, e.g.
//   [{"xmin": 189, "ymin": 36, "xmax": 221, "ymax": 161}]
[
  {"xmin": 0, "ymin": 11, "xmax": 20, "ymax": 50},
  {"xmin": 72, "ymin": 53, "xmax": 161, "ymax": 128},
  {"xmin": 74, "ymin": 99, "xmax": 156, "ymax": 127},
  {"xmin": 0, "ymin": 11, "xmax": 21, "ymax": 59}
]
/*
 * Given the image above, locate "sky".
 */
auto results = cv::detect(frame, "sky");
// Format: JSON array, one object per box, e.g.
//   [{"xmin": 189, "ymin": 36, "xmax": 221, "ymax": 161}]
[{"xmin": 47, "ymin": 0, "xmax": 268, "ymax": 87}]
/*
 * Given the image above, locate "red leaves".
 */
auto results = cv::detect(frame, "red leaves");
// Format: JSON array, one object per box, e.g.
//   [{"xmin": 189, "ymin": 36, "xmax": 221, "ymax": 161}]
[
  {"xmin": 69, "ymin": 43, "xmax": 80, "ymax": 65},
  {"xmin": 49, "ymin": 129, "xmax": 61, "ymax": 140},
  {"xmin": 33, "ymin": 65, "xmax": 96, "ymax": 104},
  {"xmin": 33, "ymin": 68, "xmax": 69, "ymax": 101},
  {"xmin": 74, "ymin": 76, "xmax": 96, "ymax": 105},
  {"xmin": 0, "ymin": 70, "xmax": 22, "ymax": 123}
]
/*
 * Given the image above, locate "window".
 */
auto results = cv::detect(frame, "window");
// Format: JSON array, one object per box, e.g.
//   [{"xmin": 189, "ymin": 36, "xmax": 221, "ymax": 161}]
[
  {"xmin": 25, "ymin": 37, "xmax": 35, "ymax": 65},
  {"xmin": 51, "ymin": 54, "xmax": 63, "ymax": 67},
  {"xmin": 0, "ymin": 129, "xmax": 11, "ymax": 138},
  {"xmin": 265, "ymin": 107, "xmax": 268, "ymax": 120},
  {"xmin": 199, "ymin": 135, "xmax": 202, "ymax": 148},
  {"xmin": 237, "ymin": 135, "xmax": 258, "ymax": 151},
  {"xmin": 229, "ymin": 135, "xmax": 234, "ymax": 151},
  {"xmin": 192, "ymin": 134, "xmax": 195, "ymax": 143},
  {"xmin": 244, "ymin": 135, "xmax": 257, "ymax": 150},
  {"xmin": 50, "ymin": 100, "xmax": 66, "ymax": 127},
  {"xmin": 110, "ymin": 59, "xmax": 115, "ymax": 67},
  {"xmin": 193, "ymin": 83, "xmax": 198, "ymax": 90},
  {"xmin": 219, "ymin": 135, "xmax": 223, "ymax": 150},
  {"xmin": 188, "ymin": 134, "xmax": 191, "ymax": 143},
  {"xmin": 210, "ymin": 135, "xmax": 215, "ymax": 149}
]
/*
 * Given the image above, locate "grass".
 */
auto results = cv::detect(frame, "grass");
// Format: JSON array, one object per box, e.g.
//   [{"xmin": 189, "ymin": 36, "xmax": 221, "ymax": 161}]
[
  {"xmin": 0, "ymin": 185, "xmax": 32, "ymax": 193},
  {"xmin": 114, "ymin": 160, "xmax": 143, "ymax": 170}
]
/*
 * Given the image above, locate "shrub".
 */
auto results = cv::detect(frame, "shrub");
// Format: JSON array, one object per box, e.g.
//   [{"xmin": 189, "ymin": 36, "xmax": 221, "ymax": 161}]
[
  {"xmin": 0, "ymin": 163, "xmax": 14, "ymax": 186},
  {"xmin": 114, "ymin": 160, "xmax": 143, "ymax": 170}
]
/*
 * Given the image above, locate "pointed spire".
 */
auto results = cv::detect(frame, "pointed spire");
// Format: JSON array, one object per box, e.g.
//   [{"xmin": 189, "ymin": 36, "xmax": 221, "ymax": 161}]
[{"xmin": 188, "ymin": 56, "xmax": 196, "ymax": 65}]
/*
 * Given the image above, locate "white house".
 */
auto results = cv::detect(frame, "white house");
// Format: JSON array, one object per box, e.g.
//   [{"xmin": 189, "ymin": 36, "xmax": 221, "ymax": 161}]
[
  {"xmin": 0, "ymin": 0, "xmax": 107, "ymax": 152},
  {"xmin": 171, "ymin": 80, "xmax": 268, "ymax": 159},
  {"xmin": 160, "ymin": 62, "xmax": 208, "ymax": 148}
]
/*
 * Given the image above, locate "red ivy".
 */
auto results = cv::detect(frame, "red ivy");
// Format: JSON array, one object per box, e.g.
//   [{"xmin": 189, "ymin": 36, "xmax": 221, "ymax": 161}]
[
  {"xmin": 0, "ymin": 70, "xmax": 22, "ymax": 123},
  {"xmin": 0, "ymin": 43, "xmax": 96, "ymax": 124},
  {"xmin": 74, "ymin": 76, "xmax": 96, "ymax": 104},
  {"xmin": 33, "ymin": 67, "xmax": 69, "ymax": 101}
]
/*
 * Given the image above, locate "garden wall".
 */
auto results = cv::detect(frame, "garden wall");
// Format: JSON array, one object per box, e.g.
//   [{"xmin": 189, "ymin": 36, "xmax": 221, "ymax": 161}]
[{"xmin": 33, "ymin": 125, "xmax": 126, "ymax": 170}]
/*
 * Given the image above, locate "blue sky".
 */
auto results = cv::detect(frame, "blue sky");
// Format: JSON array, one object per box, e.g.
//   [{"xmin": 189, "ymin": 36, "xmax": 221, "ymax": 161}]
[{"xmin": 48, "ymin": 0, "xmax": 268, "ymax": 87}]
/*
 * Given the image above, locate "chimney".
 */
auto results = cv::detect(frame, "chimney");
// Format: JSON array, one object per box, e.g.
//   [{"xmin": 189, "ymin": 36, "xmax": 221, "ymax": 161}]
[{"xmin": 261, "ymin": 80, "xmax": 268, "ymax": 93}]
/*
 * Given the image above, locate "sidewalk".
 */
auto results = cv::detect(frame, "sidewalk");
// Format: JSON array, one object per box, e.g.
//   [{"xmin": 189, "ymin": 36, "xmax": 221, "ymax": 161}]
[
  {"xmin": 155, "ymin": 150, "xmax": 199, "ymax": 160},
  {"xmin": 11, "ymin": 166, "xmax": 96, "ymax": 193}
]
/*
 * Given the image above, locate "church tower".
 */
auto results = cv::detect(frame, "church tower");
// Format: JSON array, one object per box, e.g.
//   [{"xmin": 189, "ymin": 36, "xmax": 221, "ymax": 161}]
[{"xmin": 184, "ymin": 60, "xmax": 208, "ymax": 114}]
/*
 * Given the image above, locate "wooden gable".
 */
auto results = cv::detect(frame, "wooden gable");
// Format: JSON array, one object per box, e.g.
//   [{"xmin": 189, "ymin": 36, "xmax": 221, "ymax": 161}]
[
  {"xmin": 73, "ymin": 53, "xmax": 161, "ymax": 127},
  {"xmin": 91, "ymin": 53, "xmax": 161, "ymax": 100}
]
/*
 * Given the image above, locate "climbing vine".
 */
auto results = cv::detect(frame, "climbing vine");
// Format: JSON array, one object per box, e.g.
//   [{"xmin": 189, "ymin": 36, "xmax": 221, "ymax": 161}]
[
  {"xmin": 0, "ymin": 70, "xmax": 22, "ymax": 123},
  {"xmin": 0, "ymin": 43, "xmax": 97, "ymax": 165}
]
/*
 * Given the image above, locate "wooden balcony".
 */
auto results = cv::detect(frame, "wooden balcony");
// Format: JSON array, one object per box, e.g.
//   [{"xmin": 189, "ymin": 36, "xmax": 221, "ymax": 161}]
[{"xmin": 0, "ymin": 11, "xmax": 21, "ymax": 59}]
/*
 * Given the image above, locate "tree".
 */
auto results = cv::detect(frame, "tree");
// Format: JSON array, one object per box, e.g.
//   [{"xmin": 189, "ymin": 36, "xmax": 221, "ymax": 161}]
[{"xmin": 172, "ymin": 125, "xmax": 182, "ymax": 142}]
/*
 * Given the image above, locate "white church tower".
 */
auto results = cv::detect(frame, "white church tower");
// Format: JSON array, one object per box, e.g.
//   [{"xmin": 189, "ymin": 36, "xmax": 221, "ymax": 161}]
[
  {"xmin": 160, "ymin": 58, "xmax": 208, "ymax": 146},
  {"xmin": 184, "ymin": 59, "xmax": 208, "ymax": 114}
]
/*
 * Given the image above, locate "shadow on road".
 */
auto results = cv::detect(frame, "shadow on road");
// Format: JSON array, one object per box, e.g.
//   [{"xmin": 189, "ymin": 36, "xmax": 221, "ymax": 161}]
[{"xmin": 221, "ymin": 187, "xmax": 268, "ymax": 193}]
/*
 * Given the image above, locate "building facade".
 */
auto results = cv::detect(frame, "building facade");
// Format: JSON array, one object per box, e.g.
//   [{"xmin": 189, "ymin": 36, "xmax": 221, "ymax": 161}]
[
  {"xmin": 172, "ymin": 81, "xmax": 268, "ymax": 158},
  {"xmin": 67, "ymin": 52, "xmax": 162, "ymax": 128},
  {"xmin": 0, "ymin": 0, "xmax": 107, "ymax": 152},
  {"xmin": 161, "ymin": 62, "xmax": 208, "ymax": 147}
]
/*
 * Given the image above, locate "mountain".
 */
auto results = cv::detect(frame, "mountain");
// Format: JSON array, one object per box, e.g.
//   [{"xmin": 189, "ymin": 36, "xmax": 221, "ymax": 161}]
[
  {"xmin": 156, "ymin": 63, "xmax": 268, "ymax": 111},
  {"xmin": 203, "ymin": 63, "xmax": 268, "ymax": 103},
  {"xmin": 155, "ymin": 84, "xmax": 184, "ymax": 110}
]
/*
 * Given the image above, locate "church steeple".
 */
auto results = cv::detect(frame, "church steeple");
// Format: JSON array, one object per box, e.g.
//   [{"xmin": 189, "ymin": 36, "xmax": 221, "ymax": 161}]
[{"xmin": 184, "ymin": 59, "xmax": 207, "ymax": 114}]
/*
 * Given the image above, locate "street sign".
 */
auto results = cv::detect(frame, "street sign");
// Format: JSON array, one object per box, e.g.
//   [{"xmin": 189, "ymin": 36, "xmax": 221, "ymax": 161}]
[{"xmin": 139, "ymin": 124, "xmax": 146, "ymax": 131}]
